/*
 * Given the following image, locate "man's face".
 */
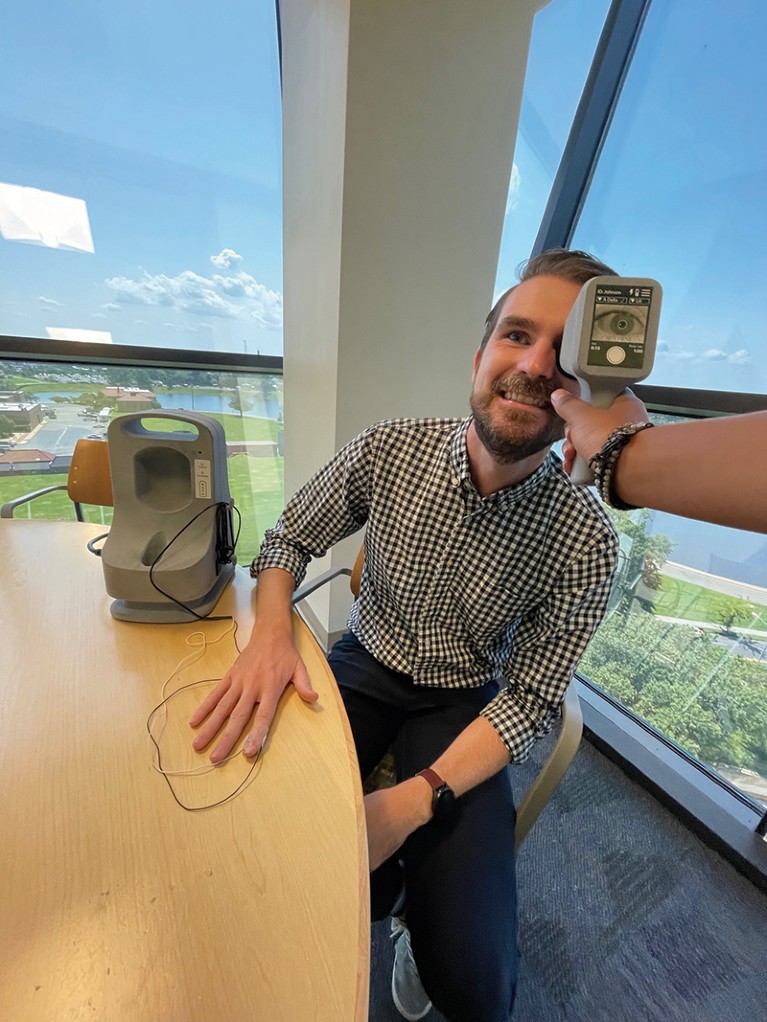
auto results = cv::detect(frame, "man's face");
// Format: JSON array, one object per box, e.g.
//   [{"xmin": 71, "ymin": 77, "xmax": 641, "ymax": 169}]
[{"xmin": 470, "ymin": 274, "xmax": 582, "ymax": 463}]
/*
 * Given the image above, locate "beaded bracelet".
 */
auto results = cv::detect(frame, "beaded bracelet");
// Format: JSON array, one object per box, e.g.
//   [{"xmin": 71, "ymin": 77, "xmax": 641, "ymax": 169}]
[{"xmin": 588, "ymin": 421, "xmax": 654, "ymax": 510}]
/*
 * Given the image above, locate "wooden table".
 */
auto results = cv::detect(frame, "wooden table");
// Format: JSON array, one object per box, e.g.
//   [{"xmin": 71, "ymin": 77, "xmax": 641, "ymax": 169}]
[{"xmin": 0, "ymin": 520, "xmax": 369, "ymax": 1022}]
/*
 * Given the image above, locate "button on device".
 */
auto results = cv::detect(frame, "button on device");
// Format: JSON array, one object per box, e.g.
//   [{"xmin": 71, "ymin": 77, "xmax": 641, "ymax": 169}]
[{"xmin": 606, "ymin": 345, "xmax": 626, "ymax": 365}]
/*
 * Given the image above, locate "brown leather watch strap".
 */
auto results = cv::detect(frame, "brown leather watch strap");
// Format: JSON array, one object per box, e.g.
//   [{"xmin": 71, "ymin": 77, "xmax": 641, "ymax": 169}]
[{"xmin": 416, "ymin": 767, "xmax": 446, "ymax": 791}]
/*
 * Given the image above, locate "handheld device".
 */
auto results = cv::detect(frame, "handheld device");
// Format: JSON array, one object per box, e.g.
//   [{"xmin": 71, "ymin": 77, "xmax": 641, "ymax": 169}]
[{"xmin": 558, "ymin": 275, "xmax": 662, "ymax": 484}]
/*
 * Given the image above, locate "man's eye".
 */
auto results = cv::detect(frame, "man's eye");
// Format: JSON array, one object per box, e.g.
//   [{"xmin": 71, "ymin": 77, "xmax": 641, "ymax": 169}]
[{"xmin": 507, "ymin": 331, "xmax": 528, "ymax": 343}]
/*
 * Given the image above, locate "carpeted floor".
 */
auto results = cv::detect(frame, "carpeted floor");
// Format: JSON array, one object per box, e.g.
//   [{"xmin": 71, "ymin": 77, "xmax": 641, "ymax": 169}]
[{"xmin": 368, "ymin": 739, "xmax": 767, "ymax": 1022}]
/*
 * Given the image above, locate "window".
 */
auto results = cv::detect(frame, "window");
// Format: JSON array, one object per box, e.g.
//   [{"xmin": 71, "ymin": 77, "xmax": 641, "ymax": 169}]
[
  {"xmin": 563, "ymin": 0, "xmax": 767, "ymax": 812},
  {"xmin": 0, "ymin": 2, "xmax": 283, "ymax": 356},
  {"xmin": 572, "ymin": 0, "xmax": 767, "ymax": 394},
  {"xmin": 494, "ymin": 0, "xmax": 611, "ymax": 292},
  {"xmin": 0, "ymin": 354, "xmax": 283, "ymax": 563}
]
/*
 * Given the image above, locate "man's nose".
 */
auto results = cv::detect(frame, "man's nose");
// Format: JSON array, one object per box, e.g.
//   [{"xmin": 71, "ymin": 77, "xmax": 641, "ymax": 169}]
[{"xmin": 516, "ymin": 338, "xmax": 558, "ymax": 379}]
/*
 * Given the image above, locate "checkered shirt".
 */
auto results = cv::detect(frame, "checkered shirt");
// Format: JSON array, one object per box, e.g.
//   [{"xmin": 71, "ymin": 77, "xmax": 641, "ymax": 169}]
[{"xmin": 252, "ymin": 418, "xmax": 618, "ymax": 762}]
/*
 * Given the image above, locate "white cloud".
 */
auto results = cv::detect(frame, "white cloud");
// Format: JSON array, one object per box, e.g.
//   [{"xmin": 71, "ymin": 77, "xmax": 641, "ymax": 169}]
[
  {"xmin": 505, "ymin": 163, "xmax": 521, "ymax": 215},
  {"xmin": 660, "ymin": 344, "xmax": 752, "ymax": 367},
  {"xmin": 210, "ymin": 248, "xmax": 243, "ymax": 269},
  {"xmin": 101, "ymin": 302, "xmax": 121, "ymax": 312},
  {"xmin": 727, "ymin": 348, "xmax": 751, "ymax": 366},
  {"xmin": 105, "ymin": 267, "xmax": 282, "ymax": 327},
  {"xmin": 39, "ymin": 296, "xmax": 62, "ymax": 307}
]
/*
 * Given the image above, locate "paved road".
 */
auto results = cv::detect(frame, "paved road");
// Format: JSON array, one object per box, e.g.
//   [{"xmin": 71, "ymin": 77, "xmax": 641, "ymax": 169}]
[
  {"xmin": 14, "ymin": 404, "xmax": 104, "ymax": 455},
  {"xmin": 663, "ymin": 560, "xmax": 767, "ymax": 607},
  {"xmin": 714, "ymin": 632, "xmax": 767, "ymax": 663}
]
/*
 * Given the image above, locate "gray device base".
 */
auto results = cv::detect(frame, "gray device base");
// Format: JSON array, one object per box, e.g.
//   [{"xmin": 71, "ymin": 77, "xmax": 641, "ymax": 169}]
[{"xmin": 108, "ymin": 562, "xmax": 235, "ymax": 623}]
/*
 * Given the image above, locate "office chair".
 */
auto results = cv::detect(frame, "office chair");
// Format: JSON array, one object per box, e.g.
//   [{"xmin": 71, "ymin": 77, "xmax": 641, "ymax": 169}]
[
  {"xmin": 0, "ymin": 438, "xmax": 113, "ymax": 520},
  {"xmin": 291, "ymin": 546, "xmax": 583, "ymax": 850}
]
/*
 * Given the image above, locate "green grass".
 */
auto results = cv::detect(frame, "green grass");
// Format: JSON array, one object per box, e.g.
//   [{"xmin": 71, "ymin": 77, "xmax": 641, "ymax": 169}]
[
  {"xmin": 135, "ymin": 412, "xmax": 280, "ymax": 443},
  {"xmin": 652, "ymin": 574, "xmax": 762, "ymax": 629}
]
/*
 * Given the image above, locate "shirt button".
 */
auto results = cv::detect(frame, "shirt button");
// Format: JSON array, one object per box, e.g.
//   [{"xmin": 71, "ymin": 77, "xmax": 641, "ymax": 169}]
[{"xmin": 450, "ymin": 475, "xmax": 459, "ymax": 486}]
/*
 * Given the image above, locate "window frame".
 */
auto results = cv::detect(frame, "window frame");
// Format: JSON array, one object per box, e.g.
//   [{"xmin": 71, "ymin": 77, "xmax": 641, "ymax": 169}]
[{"xmin": 525, "ymin": 0, "xmax": 767, "ymax": 882}]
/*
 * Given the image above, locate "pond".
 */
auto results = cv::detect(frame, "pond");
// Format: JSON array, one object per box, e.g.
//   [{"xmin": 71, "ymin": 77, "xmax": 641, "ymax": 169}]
[{"xmin": 156, "ymin": 391, "xmax": 280, "ymax": 419}]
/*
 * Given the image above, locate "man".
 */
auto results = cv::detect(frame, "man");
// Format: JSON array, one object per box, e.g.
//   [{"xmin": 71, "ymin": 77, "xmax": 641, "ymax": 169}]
[{"xmin": 190, "ymin": 249, "xmax": 619, "ymax": 1022}]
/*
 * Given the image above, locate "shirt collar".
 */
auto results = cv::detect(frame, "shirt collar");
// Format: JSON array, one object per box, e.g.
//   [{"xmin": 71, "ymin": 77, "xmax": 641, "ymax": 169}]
[{"xmin": 449, "ymin": 417, "xmax": 556, "ymax": 509}]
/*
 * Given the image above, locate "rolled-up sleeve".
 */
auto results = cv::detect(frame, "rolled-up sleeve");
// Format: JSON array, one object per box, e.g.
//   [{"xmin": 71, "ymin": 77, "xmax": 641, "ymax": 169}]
[
  {"xmin": 480, "ymin": 530, "xmax": 618, "ymax": 762},
  {"xmin": 251, "ymin": 425, "xmax": 378, "ymax": 588}
]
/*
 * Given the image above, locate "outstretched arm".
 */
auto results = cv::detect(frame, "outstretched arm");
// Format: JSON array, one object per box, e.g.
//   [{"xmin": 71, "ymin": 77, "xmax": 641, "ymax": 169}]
[{"xmin": 551, "ymin": 389, "xmax": 767, "ymax": 533}]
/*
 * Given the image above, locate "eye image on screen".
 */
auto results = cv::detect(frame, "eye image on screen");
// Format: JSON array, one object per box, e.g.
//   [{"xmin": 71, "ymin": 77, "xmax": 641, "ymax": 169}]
[{"xmin": 591, "ymin": 302, "xmax": 648, "ymax": 344}]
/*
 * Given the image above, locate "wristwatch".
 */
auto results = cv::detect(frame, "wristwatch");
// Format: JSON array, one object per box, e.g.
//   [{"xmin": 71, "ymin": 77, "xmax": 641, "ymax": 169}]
[{"xmin": 416, "ymin": 767, "xmax": 457, "ymax": 821}]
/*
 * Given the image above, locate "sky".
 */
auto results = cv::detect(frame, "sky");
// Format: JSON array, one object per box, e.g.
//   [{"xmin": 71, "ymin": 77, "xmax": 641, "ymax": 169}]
[
  {"xmin": 0, "ymin": 1, "xmax": 283, "ymax": 355},
  {"xmin": 0, "ymin": 0, "xmax": 765, "ymax": 392},
  {"xmin": 496, "ymin": 0, "xmax": 767, "ymax": 396}
]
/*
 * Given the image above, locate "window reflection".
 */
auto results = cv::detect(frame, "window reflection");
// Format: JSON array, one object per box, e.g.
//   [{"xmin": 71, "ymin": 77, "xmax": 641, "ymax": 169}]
[
  {"xmin": 0, "ymin": 358, "xmax": 284, "ymax": 562},
  {"xmin": 580, "ymin": 413, "xmax": 767, "ymax": 812}
]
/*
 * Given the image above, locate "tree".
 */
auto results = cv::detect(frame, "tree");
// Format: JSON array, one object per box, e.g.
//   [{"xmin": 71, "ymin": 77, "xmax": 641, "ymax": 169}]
[
  {"xmin": 229, "ymin": 391, "xmax": 255, "ymax": 417},
  {"xmin": 580, "ymin": 609, "xmax": 767, "ymax": 775},
  {"xmin": 0, "ymin": 413, "xmax": 15, "ymax": 438},
  {"xmin": 712, "ymin": 596, "xmax": 752, "ymax": 633}
]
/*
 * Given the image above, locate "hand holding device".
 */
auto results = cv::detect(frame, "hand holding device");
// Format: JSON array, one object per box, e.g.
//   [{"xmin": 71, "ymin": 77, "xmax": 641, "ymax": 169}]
[{"xmin": 558, "ymin": 276, "xmax": 662, "ymax": 484}]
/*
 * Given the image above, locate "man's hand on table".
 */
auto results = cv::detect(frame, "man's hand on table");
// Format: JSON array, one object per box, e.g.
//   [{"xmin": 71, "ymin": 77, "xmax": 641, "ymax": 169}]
[{"xmin": 189, "ymin": 625, "xmax": 317, "ymax": 763}]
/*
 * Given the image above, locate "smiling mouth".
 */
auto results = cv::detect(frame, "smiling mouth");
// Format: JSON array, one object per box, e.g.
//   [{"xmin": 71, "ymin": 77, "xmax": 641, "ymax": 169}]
[{"xmin": 495, "ymin": 387, "xmax": 551, "ymax": 410}]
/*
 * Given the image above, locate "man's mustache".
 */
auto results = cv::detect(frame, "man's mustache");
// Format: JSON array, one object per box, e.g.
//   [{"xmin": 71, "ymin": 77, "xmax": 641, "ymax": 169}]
[{"xmin": 491, "ymin": 375, "xmax": 554, "ymax": 406}]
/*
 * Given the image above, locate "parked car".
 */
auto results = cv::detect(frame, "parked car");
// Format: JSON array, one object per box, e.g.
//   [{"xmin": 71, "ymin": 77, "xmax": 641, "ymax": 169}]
[{"xmin": 86, "ymin": 433, "xmax": 104, "ymax": 440}]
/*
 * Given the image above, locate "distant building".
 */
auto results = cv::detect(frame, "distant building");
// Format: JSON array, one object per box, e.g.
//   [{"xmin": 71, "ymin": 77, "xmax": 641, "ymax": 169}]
[
  {"xmin": 0, "ymin": 449, "xmax": 57, "ymax": 474},
  {"xmin": 226, "ymin": 439, "xmax": 278, "ymax": 458},
  {"xmin": 0, "ymin": 399, "xmax": 44, "ymax": 431},
  {"xmin": 102, "ymin": 387, "xmax": 156, "ymax": 412}
]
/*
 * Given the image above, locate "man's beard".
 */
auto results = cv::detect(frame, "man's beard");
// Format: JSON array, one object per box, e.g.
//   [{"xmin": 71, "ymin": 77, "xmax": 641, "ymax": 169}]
[{"xmin": 470, "ymin": 374, "xmax": 564, "ymax": 464}]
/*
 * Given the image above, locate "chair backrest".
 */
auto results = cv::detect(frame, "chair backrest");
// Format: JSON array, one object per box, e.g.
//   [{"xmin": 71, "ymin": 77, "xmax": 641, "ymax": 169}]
[
  {"xmin": 67, "ymin": 439, "xmax": 113, "ymax": 508},
  {"xmin": 350, "ymin": 545, "xmax": 365, "ymax": 598}
]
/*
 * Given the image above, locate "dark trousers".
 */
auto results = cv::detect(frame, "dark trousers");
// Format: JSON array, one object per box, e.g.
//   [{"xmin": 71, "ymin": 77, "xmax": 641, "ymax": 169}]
[{"xmin": 328, "ymin": 632, "xmax": 519, "ymax": 1022}]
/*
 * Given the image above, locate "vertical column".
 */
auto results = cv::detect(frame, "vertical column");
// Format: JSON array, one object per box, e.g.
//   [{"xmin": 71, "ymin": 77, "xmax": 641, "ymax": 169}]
[{"xmin": 281, "ymin": 0, "xmax": 540, "ymax": 644}]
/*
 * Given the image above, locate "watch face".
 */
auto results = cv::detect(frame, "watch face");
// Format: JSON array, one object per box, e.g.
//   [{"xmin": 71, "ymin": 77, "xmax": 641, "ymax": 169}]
[{"xmin": 434, "ymin": 784, "xmax": 457, "ymax": 821}]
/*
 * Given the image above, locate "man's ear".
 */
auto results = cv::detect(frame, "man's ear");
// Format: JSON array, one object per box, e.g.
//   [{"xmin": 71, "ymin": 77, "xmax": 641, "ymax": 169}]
[{"xmin": 472, "ymin": 347, "xmax": 482, "ymax": 381}]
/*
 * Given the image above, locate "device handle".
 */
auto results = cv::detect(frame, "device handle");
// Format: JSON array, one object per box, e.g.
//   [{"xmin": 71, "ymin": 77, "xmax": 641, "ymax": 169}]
[{"xmin": 566, "ymin": 386, "xmax": 619, "ymax": 487}]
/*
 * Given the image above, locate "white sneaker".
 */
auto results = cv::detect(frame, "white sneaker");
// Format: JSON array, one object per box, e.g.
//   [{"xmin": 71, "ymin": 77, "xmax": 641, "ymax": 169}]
[{"xmin": 390, "ymin": 915, "xmax": 432, "ymax": 1021}]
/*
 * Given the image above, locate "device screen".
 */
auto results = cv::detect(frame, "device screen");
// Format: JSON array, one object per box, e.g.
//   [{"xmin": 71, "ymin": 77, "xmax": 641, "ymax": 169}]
[{"xmin": 587, "ymin": 283, "xmax": 654, "ymax": 369}]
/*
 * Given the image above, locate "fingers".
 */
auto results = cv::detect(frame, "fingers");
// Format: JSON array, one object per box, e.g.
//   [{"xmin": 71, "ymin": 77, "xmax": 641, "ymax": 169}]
[
  {"xmin": 209, "ymin": 695, "xmax": 263, "ymax": 763},
  {"xmin": 188, "ymin": 675, "xmax": 231, "ymax": 727},
  {"xmin": 550, "ymin": 389, "xmax": 586, "ymax": 421},
  {"xmin": 243, "ymin": 692, "xmax": 279, "ymax": 758},
  {"xmin": 291, "ymin": 658, "xmax": 318, "ymax": 704},
  {"xmin": 190, "ymin": 680, "xmax": 242, "ymax": 752}
]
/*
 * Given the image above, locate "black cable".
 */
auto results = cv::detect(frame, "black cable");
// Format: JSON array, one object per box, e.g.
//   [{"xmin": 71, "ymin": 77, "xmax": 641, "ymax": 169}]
[
  {"xmin": 147, "ymin": 501, "xmax": 241, "ymax": 621},
  {"xmin": 86, "ymin": 532, "xmax": 109, "ymax": 556},
  {"xmin": 146, "ymin": 674, "xmax": 260, "ymax": 813}
]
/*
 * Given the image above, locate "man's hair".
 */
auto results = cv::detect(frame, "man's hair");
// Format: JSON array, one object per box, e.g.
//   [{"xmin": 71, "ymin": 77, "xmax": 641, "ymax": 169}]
[{"xmin": 479, "ymin": 248, "xmax": 617, "ymax": 351}]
